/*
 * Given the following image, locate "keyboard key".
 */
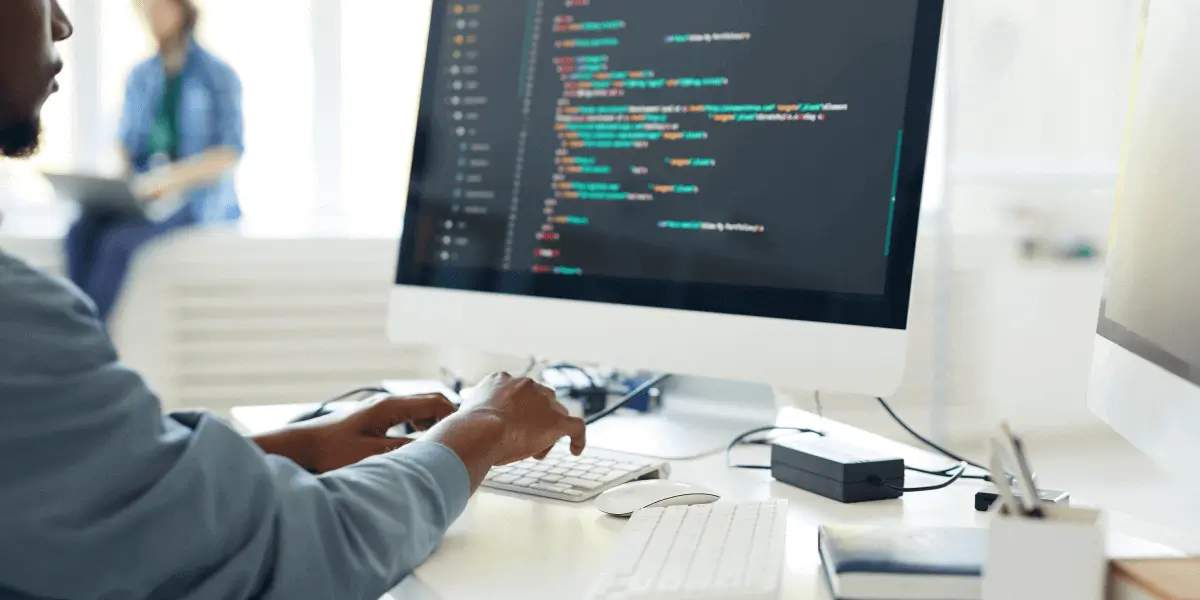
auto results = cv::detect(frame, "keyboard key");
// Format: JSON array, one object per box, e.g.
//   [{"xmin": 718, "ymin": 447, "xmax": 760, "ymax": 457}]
[
  {"xmin": 609, "ymin": 510, "xmax": 663, "ymax": 576},
  {"xmin": 514, "ymin": 477, "xmax": 538, "ymax": 487},
  {"xmin": 682, "ymin": 504, "xmax": 734, "ymax": 592},
  {"xmin": 560, "ymin": 477, "xmax": 603, "ymax": 490},
  {"xmin": 627, "ymin": 506, "xmax": 687, "ymax": 593},
  {"xmin": 654, "ymin": 506, "xmax": 710, "ymax": 593},
  {"xmin": 532, "ymin": 483, "xmax": 570, "ymax": 493},
  {"xmin": 581, "ymin": 472, "xmax": 604, "ymax": 481},
  {"xmin": 601, "ymin": 470, "xmax": 628, "ymax": 482},
  {"xmin": 493, "ymin": 474, "xmax": 518, "ymax": 484},
  {"xmin": 539, "ymin": 474, "xmax": 564, "ymax": 483},
  {"xmin": 548, "ymin": 467, "xmax": 569, "ymax": 475},
  {"xmin": 566, "ymin": 469, "xmax": 587, "ymax": 477}
]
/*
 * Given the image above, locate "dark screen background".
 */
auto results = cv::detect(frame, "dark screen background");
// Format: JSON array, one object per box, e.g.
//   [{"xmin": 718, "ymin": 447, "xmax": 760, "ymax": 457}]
[{"xmin": 413, "ymin": 0, "xmax": 921, "ymax": 296}]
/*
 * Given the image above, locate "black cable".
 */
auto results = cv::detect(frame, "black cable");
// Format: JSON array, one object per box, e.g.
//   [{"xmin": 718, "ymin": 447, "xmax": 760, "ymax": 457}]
[
  {"xmin": 875, "ymin": 397, "xmax": 989, "ymax": 472},
  {"xmin": 906, "ymin": 463, "xmax": 992, "ymax": 482},
  {"xmin": 585, "ymin": 373, "xmax": 672, "ymax": 425},
  {"xmin": 544, "ymin": 363, "xmax": 600, "ymax": 389},
  {"xmin": 289, "ymin": 386, "xmax": 388, "ymax": 424},
  {"xmin": 440, "ymin": 366, "xmax": 465, "ymax": 395},
  {"xmin": 518, "ymin": 356, "xmax": 541, "ymax": 378},
  {"xmin": 875, "ymin": 462, "xmax": 968, "ymax": 493},
  {"xmin": 905, "ymin": 464, "xmax": 960, "ymax": 476},
  {"xmin": 725, "ymin": 426, "xmax": 824, "ymax": 470}
]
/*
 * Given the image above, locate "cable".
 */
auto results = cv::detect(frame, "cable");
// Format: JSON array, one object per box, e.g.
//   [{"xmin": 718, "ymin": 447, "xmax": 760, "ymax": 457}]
[
  {"xmin": 544, "ymin": 362, "xmax": 600, "ymax": 389},
  {"xmin": 518, "ymin": 356, "xmax": 542, "ymax": 378},
  {"xmin": 725, "ymin": 426, "xmax": 824, "ymax": 470},
  {"xmin": 585, "ymin": 373, "xmax": 672, "ymax": 425},
  {"xmin": 289, "ymin": 386, "xmax": 389, "ymax": 424},
  {"xmin": 440, "ymin": 366, "xmax": 465, "ymax": 395},
  {"xmin": 874, "ymin": 462, "xmax": 968, "ymax": 493},
  {"xmin": 875, "ymin": 397, "xmax": 988, "ymax": 472},
  {"xmin": 906, "ymin": 463, "xmax": 991, "ymax": 482}
]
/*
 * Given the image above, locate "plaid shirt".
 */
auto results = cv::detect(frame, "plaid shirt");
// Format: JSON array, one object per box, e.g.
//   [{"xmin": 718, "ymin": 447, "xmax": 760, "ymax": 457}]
[{"xmin": 119, "ymin": 39, "xmax": 244, "ymax": 222}]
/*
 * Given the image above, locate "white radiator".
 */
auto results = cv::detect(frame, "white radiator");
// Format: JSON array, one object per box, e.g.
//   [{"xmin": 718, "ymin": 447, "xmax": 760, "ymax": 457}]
[{"xmin": 111, "ymin": 229, "xmax": 437, "ymax": 414}]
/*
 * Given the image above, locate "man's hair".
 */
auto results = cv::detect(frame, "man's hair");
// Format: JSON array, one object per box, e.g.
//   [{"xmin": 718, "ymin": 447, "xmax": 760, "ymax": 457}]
[{"xmin": 0, "ymin": 118, "xmax": 40, "ymax": 159}]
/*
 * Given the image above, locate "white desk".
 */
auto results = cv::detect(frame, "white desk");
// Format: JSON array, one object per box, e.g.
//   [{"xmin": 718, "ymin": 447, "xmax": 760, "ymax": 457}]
[{"xmin": 233, "ymin": 405, "xmax": 1181, "ymax": 600}]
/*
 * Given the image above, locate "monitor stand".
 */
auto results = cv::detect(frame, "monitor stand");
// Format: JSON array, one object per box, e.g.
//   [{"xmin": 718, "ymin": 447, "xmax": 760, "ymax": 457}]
[{"xmin": 585, "ymin": 376, "xmax": 781, "ymax": 460}]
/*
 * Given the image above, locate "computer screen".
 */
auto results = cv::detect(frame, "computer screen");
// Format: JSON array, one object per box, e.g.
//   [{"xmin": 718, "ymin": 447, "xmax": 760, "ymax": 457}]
[
  {"xmin": 1098, "ymin": 149, "xmax": 1200, "ymax": 387},
  {"xmin": 398, "ymin": 0, "xmax": 942, "ymax": 328}
]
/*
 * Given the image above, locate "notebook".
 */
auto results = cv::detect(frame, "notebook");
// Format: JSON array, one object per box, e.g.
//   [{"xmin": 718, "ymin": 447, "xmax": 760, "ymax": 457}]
[{"xmin": 818, "ymin": 525, "xmax": 986, "ymax": 600}]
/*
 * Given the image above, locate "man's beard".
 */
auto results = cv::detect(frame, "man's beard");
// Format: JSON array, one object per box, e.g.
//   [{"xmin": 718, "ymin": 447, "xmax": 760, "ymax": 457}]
[{"xmin": 0, "ymin": 118, "xmax": 41, "ymax": 159}]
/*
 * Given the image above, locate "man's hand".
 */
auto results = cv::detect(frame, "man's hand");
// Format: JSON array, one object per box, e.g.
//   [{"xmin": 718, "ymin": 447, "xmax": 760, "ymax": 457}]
[
  {"xmin": 424, "ymin": 373, "xmax": 587, "ymax": 490},
  {"xmin": 252, "ymin": 394, "xmax": 458, "ymax": 474},
  {"xmin": 461, "ymin": 372, "xmax": 587, "ymax": 463}
]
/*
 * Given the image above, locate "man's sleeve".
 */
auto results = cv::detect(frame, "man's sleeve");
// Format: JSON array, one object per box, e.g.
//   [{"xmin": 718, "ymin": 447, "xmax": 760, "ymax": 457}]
[{"xmin": 0, "ymin": 257, "xmax": 470, "ymax": 600}]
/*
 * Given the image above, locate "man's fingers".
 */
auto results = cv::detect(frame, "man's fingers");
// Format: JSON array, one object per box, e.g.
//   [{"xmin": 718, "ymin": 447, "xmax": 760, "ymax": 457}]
[
  {"xmin": 363, "ymin": 394, "xmax": 458, "ymax": 432},
  {"xmin": 374, "ymin": 437, "xmax": 414, "ymax": 455},
  {"xmin": 550, "ymin": 398, "xmax": 569, "ymax": 416},
  {"xmin": 536, "ymin": 381, "xmax": 558, "ymax": 401},
  {"xmin": 562, "ymin": 415, "xmax": 587, "ymax": 456}
]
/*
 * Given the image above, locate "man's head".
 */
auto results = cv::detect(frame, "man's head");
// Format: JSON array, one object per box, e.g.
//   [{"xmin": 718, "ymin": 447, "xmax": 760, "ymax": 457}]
[
  {"xmin": 0, "ymin": 0, "xmax": 73, "ymax": 159},
  {"xmin": 139, "ymin": 0, "xmax": 198, "ymax": 50}
]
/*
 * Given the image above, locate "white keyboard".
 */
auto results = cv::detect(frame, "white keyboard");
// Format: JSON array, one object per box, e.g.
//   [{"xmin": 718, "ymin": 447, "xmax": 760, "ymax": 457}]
[
  {"xmin": 588, "ymin": 501, "xmax": 788, "ymax": 600},
  {"xmin": 481, "ymin": 447, "xmax": 667, "ymax": 502}
]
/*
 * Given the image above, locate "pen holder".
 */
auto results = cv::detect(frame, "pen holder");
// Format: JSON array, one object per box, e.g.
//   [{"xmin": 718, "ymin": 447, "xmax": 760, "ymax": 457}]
[{"xmin": 982, "ymin": 505, "xmax": 1107, "ymax": 600}]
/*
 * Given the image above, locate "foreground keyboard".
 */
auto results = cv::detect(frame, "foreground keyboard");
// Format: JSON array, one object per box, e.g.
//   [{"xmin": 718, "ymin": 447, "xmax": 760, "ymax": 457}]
[
  {"xmin": 588, "ymin": 501, "xmax": 788, "ymax": 600},
  {"xmin": 481, "ymin": 447, "xmax": 668, "ymax": 502}
]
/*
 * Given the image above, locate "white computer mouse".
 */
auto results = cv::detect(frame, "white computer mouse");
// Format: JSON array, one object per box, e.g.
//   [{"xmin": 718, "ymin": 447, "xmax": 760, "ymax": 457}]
[{"xmin": 594, "ymin": 480, "xmax": 720, "ymax": 517}]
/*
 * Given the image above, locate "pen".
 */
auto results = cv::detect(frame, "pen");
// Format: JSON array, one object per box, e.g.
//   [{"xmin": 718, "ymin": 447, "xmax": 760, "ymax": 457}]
[
  {"xmin": 1001, "ymin": 422, "xmax": 1044, "ymax": 518},
  {"xmin": 988, "ymin": 440, "xmax": 1023, "ymax": 517}
]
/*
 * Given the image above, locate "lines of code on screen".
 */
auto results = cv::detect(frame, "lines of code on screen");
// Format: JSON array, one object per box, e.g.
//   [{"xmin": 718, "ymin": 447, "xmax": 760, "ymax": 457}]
[{"xmin": 419, "ymin": 0, "xmax": 921, "ymax": 296}]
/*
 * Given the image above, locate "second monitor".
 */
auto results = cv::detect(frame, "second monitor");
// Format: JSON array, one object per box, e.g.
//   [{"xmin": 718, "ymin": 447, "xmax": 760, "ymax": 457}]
[{"xmin": 391, "ymin": 0, "xmax": 944, "ymax": 396}]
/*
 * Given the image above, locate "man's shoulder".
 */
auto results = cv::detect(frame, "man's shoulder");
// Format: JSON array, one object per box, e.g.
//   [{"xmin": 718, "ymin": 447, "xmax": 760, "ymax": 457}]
[
  {"xmin": 0, "ymin": 251, "xmax": 90, "ymax": 310},
  {"xmin": 0, "ymin": 252, "xmax": 113, "ymax": 375}
]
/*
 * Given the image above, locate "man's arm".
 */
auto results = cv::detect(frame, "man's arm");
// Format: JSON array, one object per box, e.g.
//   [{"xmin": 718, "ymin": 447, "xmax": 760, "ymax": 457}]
[{"xmin": 0, "ymin": 255, "xmax": 472, "ymax": 600}]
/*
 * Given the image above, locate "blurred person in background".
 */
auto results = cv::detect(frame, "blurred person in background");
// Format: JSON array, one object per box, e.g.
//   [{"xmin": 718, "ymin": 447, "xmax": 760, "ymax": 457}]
[
  {"xmin": 65, "ymin": 0, "xmax": 243, "ymax": 323},
  {"xmin": 2, "ymin": 3, "xmax": 587, "ymax": 598}
]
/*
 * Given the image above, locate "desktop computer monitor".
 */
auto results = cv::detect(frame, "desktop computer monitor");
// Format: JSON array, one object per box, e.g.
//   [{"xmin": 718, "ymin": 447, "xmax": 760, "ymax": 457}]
[
  {"xmin": 1088, "ymin": 0, "xmax": 1200, "ymax": 470},
  {"xmin": 390, "ymin": 0, "xmax": 944, "ymax": 396}
]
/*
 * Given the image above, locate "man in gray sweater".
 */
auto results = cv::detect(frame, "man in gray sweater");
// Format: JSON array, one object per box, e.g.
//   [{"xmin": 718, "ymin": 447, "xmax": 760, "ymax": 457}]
[{"xmin": 0, "ymin": 2, "xmax": 587, "ymax": 599}]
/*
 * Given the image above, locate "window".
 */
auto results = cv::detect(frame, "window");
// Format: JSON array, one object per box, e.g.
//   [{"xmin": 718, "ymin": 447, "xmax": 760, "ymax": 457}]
[
  {"xmin": 202, "ymin": 0, "xmax": 317, "ymax": 227},
  {"xmin": 340, "ymin": 0, "xmax": 433, "ymax": 235},
  {"xmin": 0, "ymin": 0, "xmax": 1143, "ymax": 236},
  {"xmin": 947, "ymin": 0, "xmax": 1139, "ymax": 174},
  {"xmin": 98, "ymin": 0, "xmax": 153, "ymax": 175}
]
